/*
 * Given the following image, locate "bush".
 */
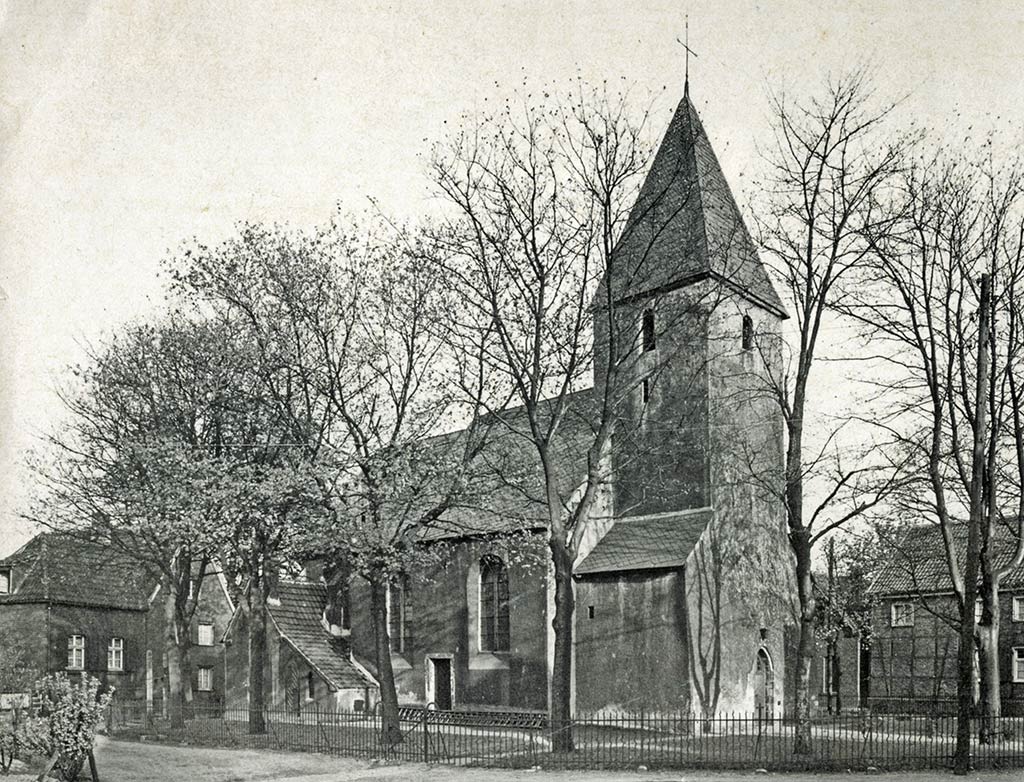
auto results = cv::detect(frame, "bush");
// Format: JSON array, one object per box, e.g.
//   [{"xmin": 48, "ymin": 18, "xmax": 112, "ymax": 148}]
[{"xmin": 19, "ymin": 674, "xmax": 113, "ymax": 781}]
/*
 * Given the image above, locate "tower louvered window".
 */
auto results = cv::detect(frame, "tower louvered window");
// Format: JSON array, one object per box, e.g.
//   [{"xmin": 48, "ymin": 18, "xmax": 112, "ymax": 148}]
[
  {"xmin": 742, "ymin": 315, "xmax": 754, "ymax": 351},
  {"xmin": 642, "ymin": 309, "xmax": 656, "ymax": 352},
  {"xmin": 480, "ymin": 556, "xmax": 510, "ymax": 652}
]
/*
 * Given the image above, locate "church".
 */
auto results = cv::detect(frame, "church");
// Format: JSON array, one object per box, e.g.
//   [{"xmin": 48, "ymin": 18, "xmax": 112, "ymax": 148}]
[{"xmin": 256, "ymin": 82, "xmax": 794, "ymax": 720}]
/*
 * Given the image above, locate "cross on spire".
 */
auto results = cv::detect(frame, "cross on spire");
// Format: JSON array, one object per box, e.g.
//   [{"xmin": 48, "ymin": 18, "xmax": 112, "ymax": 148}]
[{"xmin": 676, "ymin": 15, "xmax": 698, "ymax": 97}]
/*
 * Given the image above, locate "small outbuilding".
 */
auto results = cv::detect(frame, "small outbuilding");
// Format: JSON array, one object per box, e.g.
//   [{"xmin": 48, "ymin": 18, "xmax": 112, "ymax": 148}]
[{"xmin": 224, "ymin": 578, "xmax": 378, "ymax": 714}]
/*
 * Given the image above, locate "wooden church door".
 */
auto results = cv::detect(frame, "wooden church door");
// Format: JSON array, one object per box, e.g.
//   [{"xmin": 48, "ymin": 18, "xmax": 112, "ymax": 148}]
[{"xmin": 754, "ymin": 649, "xmax": 774, "ymax": 719}]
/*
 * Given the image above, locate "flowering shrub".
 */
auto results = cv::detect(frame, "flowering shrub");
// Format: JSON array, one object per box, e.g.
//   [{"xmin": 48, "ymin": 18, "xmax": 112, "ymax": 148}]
[{"xmin": 19, "ymin": 674, "xmax": 113, "ymax": 781}]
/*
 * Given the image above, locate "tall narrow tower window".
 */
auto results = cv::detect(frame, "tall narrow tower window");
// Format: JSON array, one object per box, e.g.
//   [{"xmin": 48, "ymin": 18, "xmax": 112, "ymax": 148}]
[
  {"xmin": 742, "ymin": 315, "xmax": 754, "ymax": 351},
  {"xmin": 642, "ymin": 309, "xmax": 656, "ymax": 352}
]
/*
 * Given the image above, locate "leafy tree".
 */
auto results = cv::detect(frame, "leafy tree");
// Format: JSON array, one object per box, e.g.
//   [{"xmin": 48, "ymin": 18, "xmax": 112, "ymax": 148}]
[
  {"xmin": 29, "ymin": 317, "xmax": 252, "ymax": 729},
  {"xmin": 168, "ymin": 218, "xmax": 491, "ymax": 744}
]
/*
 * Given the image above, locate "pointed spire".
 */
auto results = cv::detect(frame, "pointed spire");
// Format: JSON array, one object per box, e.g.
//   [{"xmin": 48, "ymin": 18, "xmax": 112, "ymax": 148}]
[{"xmin": 609, "ymin": 87, "xmax": 787, "ymax": 319}]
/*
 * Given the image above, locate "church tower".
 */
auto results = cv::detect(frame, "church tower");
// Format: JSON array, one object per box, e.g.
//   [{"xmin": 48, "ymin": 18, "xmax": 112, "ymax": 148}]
[
  {"xmin": 576, "ymin": 84, "xmax": 791, "ymax": 718},
  {"xmin": 596, "ymin": 85, "xmax": 787, "ymax": 518}
]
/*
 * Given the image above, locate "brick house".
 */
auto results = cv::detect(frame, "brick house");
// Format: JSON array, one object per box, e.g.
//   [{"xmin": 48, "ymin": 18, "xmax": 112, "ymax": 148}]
[
  {"xmin": 0, "ymin": 533, "xmax": 154, "ymax": 697},
  {"xmin": 0, "ymin": 532, "xmax": 234, "ymax": 715},
  {"xmin": 144, "ymin": 562, "xmax": 235, "ymax": 716},
  {"xmin": 867, "ymin": 523, "xmax": 1024, "ymax": 711},
  {"xmin": 223, "ymin": 577, "xmax": 377, "ymax": 714},
  {"xmin": 341, "ymin": 84, "xmax": 793, "ymax": 718}
]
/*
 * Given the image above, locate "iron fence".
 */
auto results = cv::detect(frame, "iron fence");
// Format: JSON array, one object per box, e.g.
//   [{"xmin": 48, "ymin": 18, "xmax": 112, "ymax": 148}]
[{"xmin": 105, "ymin": 701, "xmax": 1024, "ymax": 771}]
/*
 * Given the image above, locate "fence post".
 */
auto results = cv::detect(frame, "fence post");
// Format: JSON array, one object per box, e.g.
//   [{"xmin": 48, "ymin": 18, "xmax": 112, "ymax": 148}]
[{"xmin": 422, "ymin": 708, "xmax": 429, "ymax": 764}]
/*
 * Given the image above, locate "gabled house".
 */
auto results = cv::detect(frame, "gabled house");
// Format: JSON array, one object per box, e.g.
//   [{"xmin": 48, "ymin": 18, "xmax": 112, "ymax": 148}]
[
  {"xmin": 867, "ymin": 523, "xmax": 1024, "ymax": 711},
  {"xmin": 0, "ymin": 531, "xmax": 234, "ymax": 716},
  {"xmin": 0, "ymin": 533, "xmax": 155, "ymax": 696},
  {"xmin": 341, "ymin": 82, "xmax": 793, "ymax": 718},
  {"xmin": 223, "ymin": 576, "xmax": 378, "ymax": 714}
]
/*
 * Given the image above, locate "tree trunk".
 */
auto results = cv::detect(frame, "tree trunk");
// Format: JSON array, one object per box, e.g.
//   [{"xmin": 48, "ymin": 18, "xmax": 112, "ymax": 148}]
[
  {"xmin": 976, "ymin": 573, "xmax": 1002, "ymax": 744},
  {"xmin": 792, "ymin": 537, "xmax": 814, "ymax": 755},
  {"xmin": 173, "ymin": 611, "xmax": 194, "ymax": 721},
  {"xmin": 163, "ymin": 585, "xmax": 184, "ymax": 730},
  {"xmin": 549, "ymin": 537, "xmax": 575, "ymax": 753},
  {"xmin": 832, "ymin": 643, "xmax": 842, "ymax": 714},
  {"xmin": 370, "ymin": 576, "xmax": 402, "ymax": 748},
  {"xmin": 248, "ymin": 586, "xmax": 268, "ymax": 735}
]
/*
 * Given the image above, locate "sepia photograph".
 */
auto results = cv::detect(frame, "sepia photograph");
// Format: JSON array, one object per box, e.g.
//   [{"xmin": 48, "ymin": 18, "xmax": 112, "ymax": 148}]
[{"xmin": 1, "ymin": 2, "xmax": 1024, "ymax": 780}]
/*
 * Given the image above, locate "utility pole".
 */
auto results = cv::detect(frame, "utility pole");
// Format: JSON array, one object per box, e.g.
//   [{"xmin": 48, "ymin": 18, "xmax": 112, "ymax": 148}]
[{"xmin": 954, "ymin": 272, "xmax": 991, "ymax": 775}]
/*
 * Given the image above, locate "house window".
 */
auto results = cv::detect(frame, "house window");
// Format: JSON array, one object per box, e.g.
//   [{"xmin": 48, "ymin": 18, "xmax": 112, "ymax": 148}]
[
  {"xmin": 975, "ymin": 599, "xmax": 984, "ymax": 624},
  {"xmin": 197, "ymin": 623, "xmax": 215, "ymax": 646},
  {"xmin": 188, "ymin": 578, "xmax": 200, "ymax": 601},
  {"xmin": 107, "ymin": 638, "xmax": 124, "ymax": 672},
  {"xmin": 890, "ymin": 603, "xmax": 914, "ymax": 627},
  {"xmin": 480, "ymin": 556, "xmax": 510, "ymax": 652},
  {"xmin": 387, "ymin": 579, "xmax": 408, "ymax": 653},
  {"xmin": 67, "ymin": 635, "xmax": 85, "ymax": 670},
  {"xmin": 0, "ymin": 568, "xmax": 10, "ymax": 594},
  {"xmin": 1013, "ymin": 596, "xmax": 1024, "ymax": 622},
  {"xmin": 741, "ymin": 315, "xmax": 754, "ymax": 350},
  {"xmin": 1014, "ymin": 648, "xmax": 1024, "ymax": 683},
  {"xmin": 642, "ymin": 309, "xmax": 656, "ymax": 352},
  {"xmin": 587, "ymin": 605, "xmax": 595, "ymax": 620},
  {"xmin": 641, "ymin": 377, "xmax": 651, "ymax": 405},
  {"xmin": 197, "ymin": 666, "xmax": 213, "ymax": 692},
  {"xmin": 821, "ymin": 656, "xmax": 834, "ymax": 695},
  {"xmin": 306, "ymin": 672, "xmax": 315, "ymax": 701}
]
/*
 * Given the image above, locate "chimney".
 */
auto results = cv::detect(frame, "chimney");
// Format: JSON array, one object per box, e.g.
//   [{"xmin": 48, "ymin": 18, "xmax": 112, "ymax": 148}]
[
  {"xmin": 303, "ymin": 558, "xmax": 324, "ymax": 582},
  {"xmin": 264, "ymin": 560, "xmax": 281, "ymax": 607}
]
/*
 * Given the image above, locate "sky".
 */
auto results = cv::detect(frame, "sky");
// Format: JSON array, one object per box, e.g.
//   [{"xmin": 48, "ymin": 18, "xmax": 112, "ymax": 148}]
[{"xmin": 1, "ymin": 0, "xmax": 1023, "ymax": 556}]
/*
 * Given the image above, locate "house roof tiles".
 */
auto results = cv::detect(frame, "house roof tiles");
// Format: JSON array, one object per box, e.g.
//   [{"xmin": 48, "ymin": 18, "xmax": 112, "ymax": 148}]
[
  {"xmin": 268, "ymin": 579, "xmax": 375, "ymax": 691},
  {"xmin": 869, "ymin": 521, "xmax": 1024, "ymax": 596},
  {"xmin": 0, "ymin": 533, "xmax": 155, "ymax": 611}
]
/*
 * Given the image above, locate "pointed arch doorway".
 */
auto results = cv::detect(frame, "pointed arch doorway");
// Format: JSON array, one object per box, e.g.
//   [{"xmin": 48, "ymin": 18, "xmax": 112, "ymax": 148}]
[{"xmin": 753, "ymin": 648, "xmax": 774, "ymax": 719}]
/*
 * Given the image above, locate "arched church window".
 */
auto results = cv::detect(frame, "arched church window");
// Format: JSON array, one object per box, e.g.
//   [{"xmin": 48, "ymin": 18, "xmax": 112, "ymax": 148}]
[
  {"xmin": 480, "ymin": 556, "xmax": 510, "ymax": 652},
  {"xmin": 642, "ymin": 309, "xmax": 656, "ymax": 352},
  {"xmin": 742, "ymin": 315, "xmax": 754, "ymax": 351}
]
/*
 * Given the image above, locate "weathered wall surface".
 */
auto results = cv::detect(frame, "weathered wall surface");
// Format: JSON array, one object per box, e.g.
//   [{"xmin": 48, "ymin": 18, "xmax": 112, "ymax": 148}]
[
  {"xmin": 0, "ymin": 603, "xmax": 48, "ymax": 684},
  {"xmin": 574, "ymin": 570, "xmax": 690, "ymax": 714},
  {"xmin": 686, "ymin": 291, "xmax": 790, "ymax": 717},
  {"xmin": 146, "ymin": 571, "xmax": 233, "ymax": 714},
  {"xmin": 608, "ymin": 288, "xmax": 711, "ymax": 517},
  {"xmin": 45, "ymin": 603, "xmax": 146, "ymax": 696},
  {"xmin": 348, "ymin": 536, "xmax": 549, "ymax": 711},
  {"xmin": 870, "ymin": 594, "xmax": 1024, "ymax": 705}
]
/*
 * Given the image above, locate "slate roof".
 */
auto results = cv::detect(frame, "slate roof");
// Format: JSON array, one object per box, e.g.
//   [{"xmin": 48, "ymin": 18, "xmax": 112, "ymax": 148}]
[
  {"xmin": 269, "ymin": 579, "xmax": 375, "ymax": 691},
  {"xmin": 609, "ymin": 90, "xmax": 787, "ymax": 318},
  {"xmin": 417, "ymin": 388, "xmax": 598, "ymax": 541},
  {"xmin": 574, "ymin": 508, "xmax": 713, "ymax": 576},
  {"xmin": 869, "ymin": 521, "xmax": 1024, "ymax": 596},
  {"xmin": 0, "ymin": 533, "xmax": 155, "ymax": 611}
]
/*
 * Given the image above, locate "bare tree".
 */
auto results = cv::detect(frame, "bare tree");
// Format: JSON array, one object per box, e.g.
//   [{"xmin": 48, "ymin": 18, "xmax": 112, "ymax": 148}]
[
  {"xmin": 427, "ymin": 82, "xmax": 746, "ymax": 748},
  {"xmin": 753, "ymin": 69, "xmax": 909, "ymax": 753},
  {"xmin": 845, "ymin": 147, "xmax": 1024, "ymax": 767}
]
